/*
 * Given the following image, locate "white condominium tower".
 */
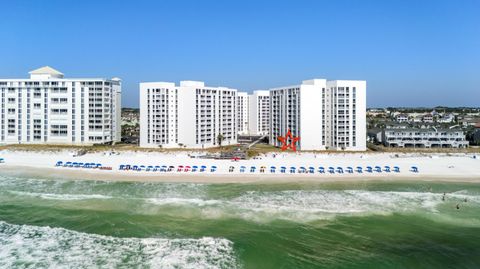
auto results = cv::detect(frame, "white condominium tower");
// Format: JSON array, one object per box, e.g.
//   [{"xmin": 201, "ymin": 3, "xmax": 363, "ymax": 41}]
[
  {"xmin": 269, "ymin": 79, "xmax": 366, "ymax": 151},
  {"xmin": 237, "ymin": 92, "xmax": 249, "ymax": 135},
  {"xmin": 0, "ymin": 66, "xmax": 122, "ymax": 145},
  {"xmin": 249, "ymin": 90, "xmax": 270, "ymax": 135},
  {"xmin": 140, "ymin": 81, "xmax": 237, "ymax": 148}
]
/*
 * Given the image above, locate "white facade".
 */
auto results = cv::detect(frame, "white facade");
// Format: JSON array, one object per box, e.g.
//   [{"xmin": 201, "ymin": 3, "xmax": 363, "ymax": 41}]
[
  {"xmin": 269, "ymin": 79, "xmax": 366, "ymax": 151},
  {"xmin": 140, "ymin": 81, "xmax": 237, "ymax": 148},
  {"xmin": 249, "ymin": 90, "xmax": 270, "ymax": 135},
  {"xmin": 237, "ymin": 92, "xmax": 249, "ymax": 135},
  {"xmin": 0, "ymin": 66, "xmax": 121, "ymax": 145}
]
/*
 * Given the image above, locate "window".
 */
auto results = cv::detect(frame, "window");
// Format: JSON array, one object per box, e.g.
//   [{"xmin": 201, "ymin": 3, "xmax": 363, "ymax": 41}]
[{"xmin": 34, "ymin": 103, "xmax": 41, "ymax": 109}]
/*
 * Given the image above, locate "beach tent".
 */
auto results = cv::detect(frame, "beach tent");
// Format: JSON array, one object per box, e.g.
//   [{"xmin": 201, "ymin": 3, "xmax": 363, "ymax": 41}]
[
  {"xmin": 211, "ymin": 166, "xmax": 217, "ymax": 172},
  {"xmin": 328, "ymin": 167, "xmax": 335, "ymax": 174},
  {"xmin": 309, "ymin": 167, "xmax": 315, "ymax": 174},
  {"xmin": 356, "ymin": 166, "xmax": 363, "ymax": 173},
  {"xmin": 280, "ymin": 166, "xmax": 287, "ymax": 173},
  {"xmin": 318, "ymin": 166, "xmax": 325, "ymax": 173},
  {"xmin": 240, "ymin": 166, "xmax": 246, "ymax": 173},
  {"xmin": 270, "ymin": 166, "xmax": 276, "ymax": 173},
  {"xmin": 393, "ymin": 166, "xmax": 400, "ymax": 173}
]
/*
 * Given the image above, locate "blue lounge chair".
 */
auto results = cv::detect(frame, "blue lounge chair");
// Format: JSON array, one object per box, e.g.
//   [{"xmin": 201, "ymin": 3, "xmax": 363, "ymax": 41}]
[
  {"xmin": 375, "ymin": 166, "xmax": 382, "ymax": 173},
  {"xmin": 280, "ymin": 166, "xmax": 287, "ymax": 173},
  {"xmin": 366, "ymin": 166, "xmax": 373, "ymax": 173},
  {"xmin": 299, "ymin": 167, "xmax": 306, "ymax": 173},
  {"xmin": 56, "ymin": 161, "xmax": 63, "ymax": 167},
  {"xmin": 384, "ymin": 166, "xmax": 391, "ymax": 172},
  {"xmin": 346, "ymin": 167, "xmax": 354, "ymax": 173},
  {"xmin": 336, "ymin": 167, "xmax": 343, "ymax": 173},
  {"xmin": 356, "ymin": 166, "xmax": 363, "ymax": 173},
  {"xmin": 309, "ymin": 166, "xmax": 315, "ymax": 174},
  {"xmin": 393, "ymin": 166, "xmax": 400, "ymax": 173},
  {"xmin": 328, "ymin": 167, "xmax": 335, "ymax": 174},
  {"xmin": 411, "ymin": 166, "xmax": 419, "ymax": 173},
  {"xmin": 318, "ymin": 166, "xmax": 325, "ymax": 173},
  {"xmin": 290, "ymin": 167, "xmax": 296, "ymax": 173},
  {"xmin": 270, "ymin": 166, "xmax": 276, "ymax": 173}
]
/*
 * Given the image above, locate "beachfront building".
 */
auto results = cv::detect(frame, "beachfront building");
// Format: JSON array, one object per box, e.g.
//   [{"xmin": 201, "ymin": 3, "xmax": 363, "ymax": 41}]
[
  {"xmin": 237, "ymin": 92, "xmax": 249, "ymax": 135},
  {"xmin": 249, "ymin": 90, "xmax": 270, "ymax": 136},
  {"xmin": 382, "ymin": 127, "xmax": 469, "ymax": 148},
  {"xmin": 140, "ymin": 81, "xmax": 237, "ymax": 148},
  {"xmin": 269, "ymin": 79, "xmax": 366, "ymax": 151},
  {"xmin": 0, "ymin": 66, "xmax": 122, "ymax": 145}
]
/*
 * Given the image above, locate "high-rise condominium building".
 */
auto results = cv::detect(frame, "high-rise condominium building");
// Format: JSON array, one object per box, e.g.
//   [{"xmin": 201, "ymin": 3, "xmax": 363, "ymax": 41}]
[
  {"xmin": 237, "ymin": 92, "xmax": 249, "ymax": 135},
  {"xmin": 249, "ymin": 90, "xmax": 270, "ymax": 135},
  {"xmin": 140, "ymin": 81, "xmax": 237, "ymax": 148},
  {"xmin": 0, "ymin": 66, "xmax": 122, "ymax": 145},
  {"xmin": 269, "ymin": 79, "xmax": 366, "ymax": 151}
]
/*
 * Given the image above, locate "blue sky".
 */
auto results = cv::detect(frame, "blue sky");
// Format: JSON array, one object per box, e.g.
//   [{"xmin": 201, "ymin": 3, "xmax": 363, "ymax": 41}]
[{"xmin": 1, "ymin": 0, "xmax": 478, "ymax": 108}]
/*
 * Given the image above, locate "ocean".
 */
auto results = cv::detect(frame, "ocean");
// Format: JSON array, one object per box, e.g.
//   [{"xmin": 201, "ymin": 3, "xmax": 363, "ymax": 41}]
[{"xmin": 0, "ymin": 173, "xmax": 479, "ymax": 268}]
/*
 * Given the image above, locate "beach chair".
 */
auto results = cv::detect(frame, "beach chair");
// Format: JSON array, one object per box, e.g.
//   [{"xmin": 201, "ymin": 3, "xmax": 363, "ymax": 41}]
[
  {"xmin": 384, "ymin": 166, "xmax": 391, "ymax": 173},
  {"xmin": 270, "ymin": 166, "xmax": 276, "ymax": 173},
  {"xmin": 318, "ymin": 166, "xmax": 325, "ymax": 173},
  {"xmin": 290, "ymin": 167, "xmax": 296, "ymax": 174}
]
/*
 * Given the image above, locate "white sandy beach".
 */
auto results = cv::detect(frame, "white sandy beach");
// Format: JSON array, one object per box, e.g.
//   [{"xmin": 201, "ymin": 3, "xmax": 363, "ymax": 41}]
[{"xmin": 1, "ymin": 150, "xmax": 480, "ymax": 183}]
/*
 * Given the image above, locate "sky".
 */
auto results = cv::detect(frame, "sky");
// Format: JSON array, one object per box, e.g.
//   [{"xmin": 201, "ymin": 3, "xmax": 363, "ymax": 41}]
[{"xmin": 0, "ymin": 0, "xmax": 479, "ymax": 108}]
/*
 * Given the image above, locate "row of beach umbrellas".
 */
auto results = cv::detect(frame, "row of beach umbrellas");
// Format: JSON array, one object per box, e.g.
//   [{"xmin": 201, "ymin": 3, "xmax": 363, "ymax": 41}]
[
  {"xmin": 55, "ymin": 161, "xmax": 102, "ymax": 169},
  {"xmin": 119, "ymin": 164, "xmax": 218, "ymax": 172}
]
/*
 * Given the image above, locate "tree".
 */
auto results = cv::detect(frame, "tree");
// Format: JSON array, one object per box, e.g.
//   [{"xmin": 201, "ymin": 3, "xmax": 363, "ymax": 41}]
[{"xmin": 217, "ymin": 134, "xmax": 225, "ymax": 147}]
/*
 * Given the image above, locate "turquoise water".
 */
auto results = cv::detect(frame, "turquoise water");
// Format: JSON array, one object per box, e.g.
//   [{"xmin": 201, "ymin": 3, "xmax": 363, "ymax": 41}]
[{"xmin": 0, "ymin": 172, "xmax": 479, "ymax": 268}]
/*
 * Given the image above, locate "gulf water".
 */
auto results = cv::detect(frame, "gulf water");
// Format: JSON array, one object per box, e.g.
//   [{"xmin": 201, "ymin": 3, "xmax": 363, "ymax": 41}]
[{"xmin": 0, "ymin": 172, "xmax": 479, "ymax": 268}]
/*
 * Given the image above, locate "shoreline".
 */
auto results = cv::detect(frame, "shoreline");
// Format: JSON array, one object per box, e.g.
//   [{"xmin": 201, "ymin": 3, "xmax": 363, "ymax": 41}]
[{"xmin": 1, "ymin": 150, "xmax": 480, "ymax": 184}]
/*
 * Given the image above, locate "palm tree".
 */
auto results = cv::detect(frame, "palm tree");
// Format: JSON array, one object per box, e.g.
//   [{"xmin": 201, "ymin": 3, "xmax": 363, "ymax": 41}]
[{"xmin": 217, "ymin": 134, "xmax": 225, "ymax": 147}]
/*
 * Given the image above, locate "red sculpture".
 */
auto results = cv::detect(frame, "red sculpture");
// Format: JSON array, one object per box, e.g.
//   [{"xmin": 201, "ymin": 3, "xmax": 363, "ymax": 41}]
[{"xmin": 277, "ymin": 129, "xmax": 300, "ymax": 151}]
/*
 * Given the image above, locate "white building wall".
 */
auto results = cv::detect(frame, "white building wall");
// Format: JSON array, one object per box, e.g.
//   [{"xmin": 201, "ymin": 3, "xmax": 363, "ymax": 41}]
[
  {"xmin": 236, "ymin": 92, "xmax": 249, "ymax": 135},
  {"xmin": 249, "ymin": 90, "xmax": 270, "ymax": 135},
  {"xmin": 0, "ymin": 68, "xmax": 121, "ymax": 145},
  {"xmin": 140, "ymin": 81, "xmax": 237, "ymax": 148}
]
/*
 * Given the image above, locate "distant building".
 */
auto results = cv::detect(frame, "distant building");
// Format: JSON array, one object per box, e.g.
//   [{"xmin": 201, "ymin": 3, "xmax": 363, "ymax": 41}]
[
  {"xmin": 438, "ymin": 113, "xmax": 455, "ymax": 123},
  {"xmin": 0, "ymin": 66, "xmax": 122, "ymax": 145},
  {"xmin": 422, "ymin": 114, "xmax": 434, "ymax": 123},
  {"xmin": 139, "ymin": 81, "xmax": 237, "ymax": 148},
  {"xmin": 383, "ymin": 127, "xmax": 468, "ymax": 148},
  {"xmin": 236, "ymin": 92, "xmax": 249, "ymax": 135},
  {"xmin": 249, "ymin": 90, "xmax": 270, "ymax": 136},
  {"xmin": 395, "ymin": 114, "xmax": 409, "ymax": 123}
]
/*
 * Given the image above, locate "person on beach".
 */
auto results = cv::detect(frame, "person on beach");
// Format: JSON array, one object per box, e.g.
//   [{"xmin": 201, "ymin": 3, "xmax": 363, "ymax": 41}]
[
  {"xmin": 442, "ymin": 193, "xmax": 446, "ymax": 201},
  {"xmin": 456, "ymin": 204, "xmax": 460, "ymax": 210}
]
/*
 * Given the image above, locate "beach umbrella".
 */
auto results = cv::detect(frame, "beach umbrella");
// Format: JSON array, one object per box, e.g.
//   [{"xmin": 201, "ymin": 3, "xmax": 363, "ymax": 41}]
[
  {"xmin": 210, "ymin": 166, "xmax": 217, "ymax": 172},
  {"xmin": 200, "ymin": 165, "xmax": 207, "ymax": 172},
  {"xmin": 240, "ymin": 166, "xmax": 246, "ymax": 173},
  {"xmin": 96, "ymin": 163, "xmax": 102, "ymax": 168},
  {"xmin": 192, "ymin": 165, "xmax": 198, "ymax": 172},
  {"xmin": 346, "ymin": 167, "xmax": 353, "ymax": 173},
  {"xmin": 366, "ymin": 166, "xmax": 373, "ymax": 173},
  {"xmin": 177, "ymin": 165, "xmax": 184, "ymax": 172},
  {"xmin": 411, "ymin": 166, "xmax": 418, "ymax": 173},
  {"xmin": 318, "ymin": 166, "xmax": 325, "ymax": 173},
  {"xmin": 146, "ymin": 165, "xmax": 153, "ymax": 171},
  {"xmin": 119, "ymin": 164, "xmax": 125, "ymax": 170},
  {"xmin": 328, "ymin": 167, "xmax": 335, "ymax": 173},
  {"xmin": 229, "ymin": 166, "xmax": 235, "ymax": 172},
  {"xmin": 250, "ymin": 166, "xmax": 256, "ymax": 173},
  {"xmin": 270, "ymin": 166, "xmax": 276, "ymax": 173},
  {"xmin": 336, "ymin": 167, "xmax": 343, "ymax": 173},
  {"xmin": 309, "ymin": 167, "xmax": 315, "ymax": 174},
  {"xmin": 290, "ymin": 166, "xmax": 296, "ymax": 173},
  {"xmin": 393, "ymin": 166, "xmax": 400, "ymax": 173},
  {"xmin": 55, "ymin": 161, "xmax": 63, "ymax": 166},
  {"xmin": 161, "ymin": 165, "xmax": 167, "ymax": 172},
  {"xmin": 356, "ymin": 166, "xmax": 363, "ymax": 173},
  {"xmin": 384, "ymin": 166, "xmax": 391, "ymax": 172}
]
